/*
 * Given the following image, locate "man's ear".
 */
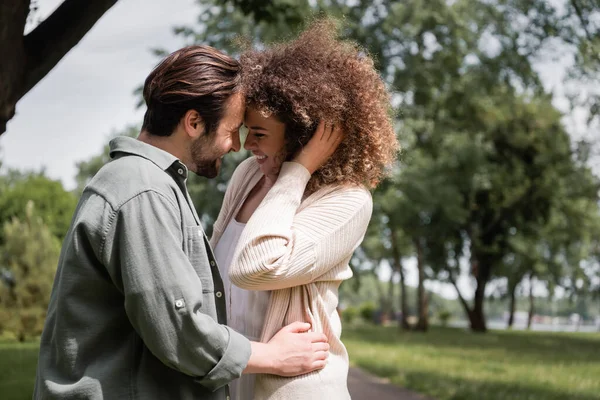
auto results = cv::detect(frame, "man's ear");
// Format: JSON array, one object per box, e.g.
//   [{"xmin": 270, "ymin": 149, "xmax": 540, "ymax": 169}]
[{"xmin": 182, "ymin": 109, "xmax": 205, "ymax": 139}]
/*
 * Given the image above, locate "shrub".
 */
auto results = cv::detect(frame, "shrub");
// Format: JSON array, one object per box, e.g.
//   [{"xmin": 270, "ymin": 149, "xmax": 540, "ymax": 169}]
[
  {"xmin": 438, "ymin": 309, "xmax": 452, "ymax": 327},
  {"xmin": 341, "ymin": 306, "xmax": 358, "ymax": 324},
  {"xmin": 359, "ymin": 302, "xmax": 376, "ymax": 323}
]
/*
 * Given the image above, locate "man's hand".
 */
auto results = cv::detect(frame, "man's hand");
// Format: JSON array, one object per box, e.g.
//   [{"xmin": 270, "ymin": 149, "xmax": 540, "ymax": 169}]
[
  {"xmin": 293, "ymin": 121, "xmax": 343, "ymax": 174},
  {"xmin": 243, "ymin": 322, "xmax": 329, "ymax": 376}
]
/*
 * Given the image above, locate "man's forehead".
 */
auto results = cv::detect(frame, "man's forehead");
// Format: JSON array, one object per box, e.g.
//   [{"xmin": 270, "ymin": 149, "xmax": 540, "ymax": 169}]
[
  {"xmin": 226, "ymin": 92, "xmax": 245, "ymax": 111},
  {"xmin": 223, "ymin": 92, "xmax": 245, "ymax": 127}
]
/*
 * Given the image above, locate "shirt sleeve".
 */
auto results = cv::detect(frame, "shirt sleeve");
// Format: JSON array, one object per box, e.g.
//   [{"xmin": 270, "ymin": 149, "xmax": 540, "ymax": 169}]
[
  {"xmin": 228, "ymin": 162, "xmax": 373, "ymax": 291},
  {"xmin": 100, "ymin": 189, "xmax": 251, "ymax": 391}
]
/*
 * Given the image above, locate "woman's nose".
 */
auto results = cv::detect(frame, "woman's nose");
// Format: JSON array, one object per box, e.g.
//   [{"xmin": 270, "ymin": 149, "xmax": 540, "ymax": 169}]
[{"xmin": 244, "ymin": 135, "xmax": 255, "ymax": 150}]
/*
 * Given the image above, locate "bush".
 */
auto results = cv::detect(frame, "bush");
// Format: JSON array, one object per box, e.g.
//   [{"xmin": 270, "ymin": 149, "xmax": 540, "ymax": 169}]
[
  {"xmin": 0, "ymin": 202, "xmax": 60, "ymax": 342},
  {"xmin": 438, "ymin": 309, "xmax": 452, "ymax": 327},
  {"xmin": 359, "ymin": 302, "xmax": 376, "ymax": 323},
  {"xmin": 341, "ymin": 306, "xmax": 358, "ymax": 324}
]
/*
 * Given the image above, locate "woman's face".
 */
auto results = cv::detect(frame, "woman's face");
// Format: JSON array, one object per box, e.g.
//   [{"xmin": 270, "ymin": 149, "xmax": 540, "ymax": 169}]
[{"xmin": 243, "ymin": 107, "xmax": 287, "ymax": 179}]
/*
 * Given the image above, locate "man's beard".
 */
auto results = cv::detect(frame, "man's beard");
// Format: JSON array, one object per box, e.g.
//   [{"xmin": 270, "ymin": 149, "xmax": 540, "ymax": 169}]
[{"xmin": 190, "ymin": 135, "xmax": 221, "ymax": 178}]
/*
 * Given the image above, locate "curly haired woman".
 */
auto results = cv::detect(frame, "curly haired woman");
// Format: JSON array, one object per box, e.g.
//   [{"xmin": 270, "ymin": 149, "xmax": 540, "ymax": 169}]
[{"xmin": 210, "ymin": 19, "xmax": 399, "ymax": 400}]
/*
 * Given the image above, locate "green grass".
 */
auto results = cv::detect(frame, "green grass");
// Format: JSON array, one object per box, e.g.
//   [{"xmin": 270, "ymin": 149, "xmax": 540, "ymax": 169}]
[
  {"xmin": 342, "ymin": 325, "xmax": 600, "ymax": 400},
  {"xmin": 0, "ymin": 340, "xmax": 38, "ymax": 400},
  {"xmin": 2, "ymin": 327, "xmax": 599, "ymax": 400}
]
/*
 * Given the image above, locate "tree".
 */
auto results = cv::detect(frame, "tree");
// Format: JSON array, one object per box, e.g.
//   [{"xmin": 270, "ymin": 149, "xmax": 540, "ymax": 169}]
[
  {"xmin": 360, "ymin": 191, "xmax": 414, "ymax": 329},
  {"xmin": 0, "ymin": 171, "xmax": 77, "ymax": 242},
  {"xmin": 0, "ymin": 201, "xmax": 61, "ymax": 341},
  {"xmin": 545, "ymin": 0, "xmax": 600, "ymax": 124},
  {"xmin": 163, "ymin": 0, "xmax": 600, "ymax": 332},
  {"xmin": 1, "ymin": 0, "xmax": 118, "ymax": 135}
]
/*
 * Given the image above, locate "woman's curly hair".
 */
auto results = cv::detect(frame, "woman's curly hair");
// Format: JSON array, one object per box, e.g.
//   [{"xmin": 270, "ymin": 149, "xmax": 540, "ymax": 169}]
[{"xmin": 239, "ymin": 18, "xmax": 399, "ymax": 192}]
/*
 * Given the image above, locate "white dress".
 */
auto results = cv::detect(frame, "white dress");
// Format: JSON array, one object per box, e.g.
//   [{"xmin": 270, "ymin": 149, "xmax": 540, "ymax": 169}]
[{"xmin": 214, "ymin": 218, "xmax": 271, "ymax": 400}]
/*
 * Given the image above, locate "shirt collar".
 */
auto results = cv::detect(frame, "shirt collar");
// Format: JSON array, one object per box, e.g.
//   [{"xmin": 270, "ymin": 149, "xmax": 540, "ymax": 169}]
[{"xmin": 108, "ymin": 136, "xmax": 188, "ymax": 179}]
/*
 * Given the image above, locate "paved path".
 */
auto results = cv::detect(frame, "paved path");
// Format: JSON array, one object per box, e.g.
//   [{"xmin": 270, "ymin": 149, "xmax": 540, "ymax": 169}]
[{"xmin": 348, "ymin": 367, "xmax": 435, "ymax": 400}]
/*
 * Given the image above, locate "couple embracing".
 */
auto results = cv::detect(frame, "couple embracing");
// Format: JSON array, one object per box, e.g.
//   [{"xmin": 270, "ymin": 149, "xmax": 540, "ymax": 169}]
[{"xmin": 34, "ymin": 19, "xmax": 398, "ymax": 400}]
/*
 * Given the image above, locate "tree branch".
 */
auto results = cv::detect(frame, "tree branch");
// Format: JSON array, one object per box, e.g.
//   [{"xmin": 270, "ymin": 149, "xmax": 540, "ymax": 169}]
[
  {"xmin": 570, "ymin": 0, "xmax": 594, "ymax": 43},
  {"xmin": 0, "ymin": 0, "xmax": 31, "ymax": 135},
  {"xmin": 20, "ymin": 0, "xmax": 118, "ymax": 98},
  {"xmin": 447, "ymin": 259, "xmax": 471, "ymax": 314}
]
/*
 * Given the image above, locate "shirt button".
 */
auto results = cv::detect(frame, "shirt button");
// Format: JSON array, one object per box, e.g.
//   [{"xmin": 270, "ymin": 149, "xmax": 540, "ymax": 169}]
[
  {"xmin": 210, "ymin": 261, "xmax": 216, "ymax": 267},
  {"xmin": 177, "ymin": 168, "xmax": 184, "ymax": 175},
  {"xmin": 175, "ymin": 299, "xmax": 184, "ymax": 308},
  {"xmin": 216, "ymin": 291, "xmax": 223, "ymax": 298}
]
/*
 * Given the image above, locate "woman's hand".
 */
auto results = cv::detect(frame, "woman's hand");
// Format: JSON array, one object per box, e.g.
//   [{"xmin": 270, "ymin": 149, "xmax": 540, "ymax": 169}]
[{"xmin": 293, "ymin": 121, "xmax": 343, "ymax": 174}]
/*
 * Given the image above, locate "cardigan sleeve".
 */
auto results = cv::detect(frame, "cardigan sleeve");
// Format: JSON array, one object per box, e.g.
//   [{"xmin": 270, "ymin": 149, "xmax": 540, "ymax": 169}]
[{"xmin": 229, "ymin": 161, "xmax": 372, "ymax": 290}]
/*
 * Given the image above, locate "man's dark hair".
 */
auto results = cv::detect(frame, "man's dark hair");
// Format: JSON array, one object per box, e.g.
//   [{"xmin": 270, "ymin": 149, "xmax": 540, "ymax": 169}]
[{"xmin": 142, "ymin": 45, "xmax": 240, "ymax": 137}]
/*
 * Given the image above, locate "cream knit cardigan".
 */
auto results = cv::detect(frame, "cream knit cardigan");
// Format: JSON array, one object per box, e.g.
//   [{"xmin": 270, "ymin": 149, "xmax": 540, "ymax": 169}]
[{"xmin": 210, "ymin": 158, "xmax": 372, "ymax": 400}]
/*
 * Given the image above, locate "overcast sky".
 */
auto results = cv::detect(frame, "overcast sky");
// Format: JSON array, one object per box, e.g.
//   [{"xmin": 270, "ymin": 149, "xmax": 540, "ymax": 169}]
[{"xmin": 1, "ymin": 0, "xmax": 595, "ymax": 302}]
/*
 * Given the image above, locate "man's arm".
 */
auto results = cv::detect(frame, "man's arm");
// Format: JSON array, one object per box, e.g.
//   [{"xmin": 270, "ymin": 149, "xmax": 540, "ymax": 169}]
[
  {"xmin": 100, "ymin": 189, "xmax": 250, "ymax": 390},
  {"xmin": 99, "ymin": 190, "xmax": 328, "ymax": 389},
  {"xmin": 245, "ymin": 322, "xmax": 329, "ymax": 376}
]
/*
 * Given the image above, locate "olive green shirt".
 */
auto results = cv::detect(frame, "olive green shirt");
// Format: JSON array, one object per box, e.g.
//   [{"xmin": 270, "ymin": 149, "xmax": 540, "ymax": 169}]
[{"xmin": 34, "ymin": 136, "xmax": 251, "ymax": 399}]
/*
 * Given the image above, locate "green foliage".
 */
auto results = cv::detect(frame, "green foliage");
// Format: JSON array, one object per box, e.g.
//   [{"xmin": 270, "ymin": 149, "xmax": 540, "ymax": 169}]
[
  {"xmin": 0, "ymin": 172, "xmax": 77, "ymax": 242},
  {"xmin": 130, "ymin": 0, "xmax": 600, "ymax": 330},
  {"xmin": 343, "ymin": 325, "xmax": 600, "ymax": 400},
  {"xmin": 0, "ymin": 202, "xmax": 60, "ymax": 342},
  {"xmin": 437, "ymin": 309, "xmax": 452, "ymax": 327},
  {"xmin": 359, "ymin": 302, "xmax": 376, "ymax": 323},
  {"xmin": 341, "ymin": 306, "xmax": 358, "ymax": 324}
]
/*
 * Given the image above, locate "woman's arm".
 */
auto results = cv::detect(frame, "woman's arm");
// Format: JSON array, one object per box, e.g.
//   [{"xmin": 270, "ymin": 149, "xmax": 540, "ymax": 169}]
[
  {"xmin": 229, "ymin": 162, "xmax": 372, "ymax": 290},
  {"xmin": 228, "ymin": 122, "xmax": 370, "ymax": 290}
]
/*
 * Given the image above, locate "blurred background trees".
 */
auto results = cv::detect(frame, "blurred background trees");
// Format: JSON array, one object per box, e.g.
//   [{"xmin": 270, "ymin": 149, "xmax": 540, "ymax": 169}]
[
  {"xmin": 170, "ymin": 0, "xmax": 600, "ymax": 332},
  {"xmin": 0, "ymin": 202, "xmax": 61, "ymax": 342},
  {"xmin": 0, "ymin": 0, "xmax": 598, "ymax": 336}
]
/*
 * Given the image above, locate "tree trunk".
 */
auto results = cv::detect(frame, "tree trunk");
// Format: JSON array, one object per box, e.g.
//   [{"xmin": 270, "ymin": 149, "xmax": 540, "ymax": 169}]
[
  {"xmin": 507, "ymin": 281, "xmax": 517, "ymax": 329},
  {"xmin": 398, "ymin": 264, "xmax": 410, "ymax": 330},
  {"xmin": 416, "ymin": 291, "xmax": 429, "ymax": 331},
  {"xmin": 527, "ymin": 273, "xmax": 535, "ymax": 330},
  {"xmin": 414, "ymin": 237, "xmax": 428, "ymax": 332},
  {"xmin": 373, "ymin": 269, "xmax": 386, "ymax": 315},
  {"xmin": 447, "ymin": 258, "xmax": 473, "ymax": 328},
  {"xmin": 469, "ymin": 257, "xmax": 489, "ymax": 332},
  {"xmin": 1, "ymin": 0, "xmax": 119, "ymax": 135},
  {"xmin": 447, "ymin": 256, "xmax": 487, "ymax": 332},
  {"xmin": 390, "ymin": 228, "xmax": 409, "ymax": 330},
  {"xmin": 383, "ymin": 269, "xmax": 396, "ymax": 324},
  {"xmin": 0, "ymin": 0, "xmax": 30, "ymax": 133}
]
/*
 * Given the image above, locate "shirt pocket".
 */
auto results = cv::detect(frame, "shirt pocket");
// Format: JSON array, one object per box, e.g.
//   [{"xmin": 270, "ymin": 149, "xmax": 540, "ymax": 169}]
[{"xmin": 183, "ymin": 225, "xmax": 215, "ymax": 294}]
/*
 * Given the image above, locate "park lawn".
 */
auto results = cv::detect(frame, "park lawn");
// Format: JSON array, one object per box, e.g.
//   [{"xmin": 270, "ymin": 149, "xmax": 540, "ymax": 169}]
[
  {"xmin": 2, "ymin": 327, "xmax": 599, "ymax": 400},
  {"xmin": 342, "ymin": 325, "xmax": 600, "ymax": 400},
  {"xmin": 0, "ymin": 340, "xmax": 38, "ymax": 400}
]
